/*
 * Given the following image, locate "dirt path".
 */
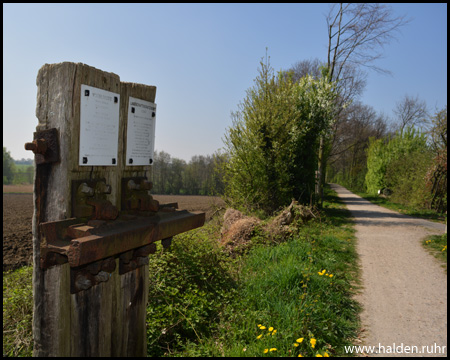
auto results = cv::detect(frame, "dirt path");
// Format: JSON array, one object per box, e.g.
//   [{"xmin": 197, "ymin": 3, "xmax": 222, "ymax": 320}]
[{"xmin": 330, "ymin": 184, "xmax": 447, "ymax": 357}]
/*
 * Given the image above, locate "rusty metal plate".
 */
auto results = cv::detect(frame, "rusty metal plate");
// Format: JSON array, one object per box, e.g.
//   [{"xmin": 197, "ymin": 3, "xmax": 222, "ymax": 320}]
[
  {"xmin": 24, "ymin": 128, "xmax": 59, "ymax": 165},
  {"xmin": 39, "ymin": 210, "xmax": 205, "ymax": 269}
]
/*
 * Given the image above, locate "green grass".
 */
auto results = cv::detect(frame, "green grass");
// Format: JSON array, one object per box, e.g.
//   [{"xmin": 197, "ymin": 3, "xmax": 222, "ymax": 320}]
[
  {"xmin": 146, "ymin": 184, "xmax": 361, "ymax": 357},
  {"xmin": 3, "ymin": 185, "xmax": 361, "ymax": 357},
  {"xmin": 423, "ymin": 233, "xmax": 447, "ymax": 270},
  {"xmin": 2, "ymin": 266, "xmax": 34, "ymax": 357},
  {"xmin": 13, "ymin": 164, "xmax": 33, "ymax": 171}
]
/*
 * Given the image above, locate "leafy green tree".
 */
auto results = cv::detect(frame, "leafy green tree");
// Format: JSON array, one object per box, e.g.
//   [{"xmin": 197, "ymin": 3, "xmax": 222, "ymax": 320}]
[
  {"xmin": 3, "ymin": 147, "xmax": 16, "ymax": 184},
  {"xmin": 223, "ymin": 55, "xmax": 337, "ymax": 214},
  {"xmin": 425, "ymin": 107, "xmax": 447, "ymax": 212},
  {"xmin": 365, "ymin": 127, "xmax": 431, "ymax": 199},
  {"xmin": 327, "ymin": 101, "xmax": 387, "ymax": 192},
  {"xmin": 365, "ymin": 138, "xmax": 388, "ymax": 194},
  {"xmin": 318, "ymin": 3, "xmax": 410, "ymax": 203}
]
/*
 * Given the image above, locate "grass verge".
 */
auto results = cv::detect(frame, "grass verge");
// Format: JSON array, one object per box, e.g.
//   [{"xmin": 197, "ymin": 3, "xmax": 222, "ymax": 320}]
[
  {"xmin": 146, "ymin": 184, "xmax": 361, "ymax": 357},
  {"xmin": 2, "ymin": 266, "xmax": 34, "ymax": 357},
  {"xmin": 3, "ymin": 185, "xmax": 360, "ymax": 357},
  {"xmin": 423, "ymin": 233, "xmax": 447, "ymax": 271}
]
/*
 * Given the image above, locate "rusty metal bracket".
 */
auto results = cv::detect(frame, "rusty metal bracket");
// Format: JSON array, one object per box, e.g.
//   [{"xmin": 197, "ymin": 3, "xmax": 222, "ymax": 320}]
[
  {"xmin": 70, "ymin": 257, "xmax": 116, "ymax": 293},
  {"xmin": 39, "ymin": 209, "xmax": 205, "ymax": 292},
  {"xmin": 121, "ymin": 177, "xmax": 159, "ymax": 212},
  {"xmin": 71, "ymin": 179, "xmax": 119, "ymax": 220},
  {"xmin": 119, "ymin": 243, "xmax": 157, "ymax": 275},
  {"xmin": 38, "ymin": 176, "xmax": 205, "ymax": 293},
  {"xmin": 24, "ymin": 128, "xmax": 59, "ymax": 164}
]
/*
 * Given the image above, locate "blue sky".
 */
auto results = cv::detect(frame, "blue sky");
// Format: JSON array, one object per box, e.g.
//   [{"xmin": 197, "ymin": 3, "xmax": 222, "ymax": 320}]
[{"xmin": 3, "ymin": 3, "xmax": 447, "ymax": 162}]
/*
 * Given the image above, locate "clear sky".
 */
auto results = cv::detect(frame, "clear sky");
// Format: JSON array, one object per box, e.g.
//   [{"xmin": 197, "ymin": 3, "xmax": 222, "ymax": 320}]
[{"xmin": 3, "ymin": 3, "xmax": 447, "ymax": 162}]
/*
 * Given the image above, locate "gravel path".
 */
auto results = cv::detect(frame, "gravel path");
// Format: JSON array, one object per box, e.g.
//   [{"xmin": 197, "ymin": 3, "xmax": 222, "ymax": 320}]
[{"xmin": 330, "ymin": 184, "xmax": 447, "ymax": 357}]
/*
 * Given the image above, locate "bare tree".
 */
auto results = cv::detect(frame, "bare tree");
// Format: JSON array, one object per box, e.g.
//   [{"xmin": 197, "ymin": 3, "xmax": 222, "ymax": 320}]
[
  {"xmin": 327, "ymin": 3, "xmax": 410, "ymax": 78},
  {"xmin": 287, "ymin": 58, "xmax": 366, "ymax": 106},
  {"xmin": 393, "ymin": 94, "xmax": 428, "ymax": 134},
  {"xmin": 288, "ymin": 58, "xmax": 324, "ymax": 82},
  {"xmin": 328, "ymin": 101, "xmax": 388, "ymax": 189},
  {"xmin": 316, "ymin": 3, "xmax": 410, "ymax": 204}
]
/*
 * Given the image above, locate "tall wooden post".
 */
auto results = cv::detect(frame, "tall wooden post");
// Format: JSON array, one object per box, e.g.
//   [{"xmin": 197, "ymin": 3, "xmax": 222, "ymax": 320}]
[{"xmin": 29, "ymin": 62, "xmax": 204, "ymax": 356}]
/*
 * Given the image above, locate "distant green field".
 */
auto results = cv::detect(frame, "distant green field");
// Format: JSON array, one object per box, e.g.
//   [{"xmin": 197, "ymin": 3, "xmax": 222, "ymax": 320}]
[{"xmin": 14, "ymin": 164, "xmax": 34, "ymax": 171}]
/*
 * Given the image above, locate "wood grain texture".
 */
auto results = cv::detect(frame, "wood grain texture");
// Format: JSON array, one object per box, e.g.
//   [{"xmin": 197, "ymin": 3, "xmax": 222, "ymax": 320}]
[{"xmin": 32, "ymin": 62, "xmax": 155, "ymax": 356}]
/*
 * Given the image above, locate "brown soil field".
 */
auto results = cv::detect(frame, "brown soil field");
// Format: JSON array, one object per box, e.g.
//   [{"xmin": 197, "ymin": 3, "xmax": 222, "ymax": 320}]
[
  {"xmin": 3, "ymin": 185, "xmax": 225, "ymax": 272},
  {"xmin": 3, "ymin": 184, "xmax": 33, "ymax": 193}
]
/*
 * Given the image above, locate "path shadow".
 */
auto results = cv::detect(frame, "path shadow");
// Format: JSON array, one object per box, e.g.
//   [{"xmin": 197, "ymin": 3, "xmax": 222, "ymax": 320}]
[{"xmin": 348, "ymin": 209, "xmax": 421, "ymax": 228}]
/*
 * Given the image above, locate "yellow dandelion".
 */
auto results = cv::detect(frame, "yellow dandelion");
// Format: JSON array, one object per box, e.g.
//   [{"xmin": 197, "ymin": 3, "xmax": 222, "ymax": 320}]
[
  {"xmin": 310, "ymin": 338, "xmax": 317, "ymax": 348},
  {"xmin": 298, "ymin": 354, "xmax": 303, "ymax": 357},
  {"xmin": 257, "ymin": 324, "xmax": 263, "ymax": 328},
  {"xmin": 256, "ymin": 334, "xmax": 263, "ymax": 339},
  {"xmin": 272, "ymin": 329, "xmax": 277, "ymax": 335},
  {"xmin": 268, "ymin": 326, "xmax": 274, "ymax": 332},
  {"xmin": 270, "ymin": 348, "xmax": 277, "ymax": 352},
  {"xmin": 329, "ymin": 274, "xmax": 334, "ymax": 278},
  {"xmin": 324, "ymin": 352, "xmax": 330, "ymax": 357},
  {"xmin": 296, "ymin": 337, "xmax": 304, "ymax": 343},
  {"xmin": 316, "ymin": 354, "xmax": 323, "ymax": 357},
  {"xmin": 264, "ymin": 349, "xmax": 269, "ymax": 354},
  {"xmin": 260, "ymin": 326, "xmax": 266, "ymax": 330},
  {"xmin": 294, "ymin": 343, "xmax": 299, "ymax": 347}
]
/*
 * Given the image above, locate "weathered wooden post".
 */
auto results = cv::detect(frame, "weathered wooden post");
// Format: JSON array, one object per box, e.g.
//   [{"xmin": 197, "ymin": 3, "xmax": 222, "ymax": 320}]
[{"xmin": 26, "ymin": 62, "xmax": 205, "ymax": 357}]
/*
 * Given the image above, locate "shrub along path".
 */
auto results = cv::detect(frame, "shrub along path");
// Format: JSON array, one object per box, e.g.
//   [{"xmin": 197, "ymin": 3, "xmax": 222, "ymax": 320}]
[{"xmin": 329, "ymin": 184, "xmax": 447, "ymax": 357}]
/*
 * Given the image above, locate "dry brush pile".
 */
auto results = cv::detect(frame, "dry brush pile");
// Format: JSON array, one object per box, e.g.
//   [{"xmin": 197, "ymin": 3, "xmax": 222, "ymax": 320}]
[{"xmin": 219, "ymin": 200, "xmax": 319, "ymax": 255}]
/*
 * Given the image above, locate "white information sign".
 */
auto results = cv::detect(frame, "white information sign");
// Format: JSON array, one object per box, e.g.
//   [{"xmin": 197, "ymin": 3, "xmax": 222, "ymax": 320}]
[
  {"xmin": 79, "ymin": 85, "xmax": 120, "ymax": 166},
  {"xmin": 125, "ymin": 97, "xmax": 156, "ymax": 166}
]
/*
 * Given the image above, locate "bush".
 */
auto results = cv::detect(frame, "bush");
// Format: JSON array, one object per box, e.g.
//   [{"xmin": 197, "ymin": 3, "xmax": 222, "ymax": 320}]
[
  {"xmin": 146, "ymin": 220, "xmax": 237, "ymax": 356},
  {"xmin": 223, "ymin": 56, "xmax": 337, "ymax": 215},
  {"xmin": 385, "ymin": 149, "xmax": 432, "ymax": 208},
  {"xmin": 365, "ymin": 127, "xmax": 431, "ymax": 203}
]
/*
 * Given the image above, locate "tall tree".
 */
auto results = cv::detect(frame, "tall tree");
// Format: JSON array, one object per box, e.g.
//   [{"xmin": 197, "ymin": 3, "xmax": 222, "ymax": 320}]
[
  {"xmin": 3, "ymin": 147, "xmax": 16, "ymax": 184},
  {"xmin": 328, "ymin": 101, "xmax": 387, "ymax": 191},
  {"xmin": 316, "ymin": 3, "xmax": 410, "ymax": 203},
  {"xmin": 425, "ymin": 106, "xmax": 447, "ymax": 212},
  {"xmin": 393, "ymin": 94, "xmax": 428, "ymax": 134},
  {"xmin": 224, "ymin": 54, "xmax": 337, "ymax": 214}
]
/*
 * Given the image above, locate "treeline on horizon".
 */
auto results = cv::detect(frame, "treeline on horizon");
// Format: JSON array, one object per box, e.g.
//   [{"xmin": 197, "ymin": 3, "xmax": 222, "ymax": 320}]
[
  {"xmin": 3, "ymin": 146, "xmax": 226, "ymax": 197},
  {"xmin": 150, "ymin": 150, "xmax": 226, "ymax": 196}
]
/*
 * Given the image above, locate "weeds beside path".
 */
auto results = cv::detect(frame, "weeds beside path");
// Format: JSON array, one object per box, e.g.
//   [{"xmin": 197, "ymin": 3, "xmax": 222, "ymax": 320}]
[
  {"xmin": 3, "ymin": 186, "xmax": 364, "ymax": 357},
  {"xmin": 146, "ymin": 185, "xmax": 362, "ymax": 357},
  {"xmin": 330, "ymin": 183, "xmax": 447, "ymax": 357}
]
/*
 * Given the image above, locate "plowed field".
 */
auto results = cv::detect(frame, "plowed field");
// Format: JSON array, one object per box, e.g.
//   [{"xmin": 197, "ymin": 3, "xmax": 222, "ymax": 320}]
[{"xmin": 3, "ymin": 185, "xmax": 225, "ymax": 272}]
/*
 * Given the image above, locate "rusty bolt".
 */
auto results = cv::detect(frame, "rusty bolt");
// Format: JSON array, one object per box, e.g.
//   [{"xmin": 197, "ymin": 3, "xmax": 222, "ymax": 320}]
[
  {"xmin": 86, "ymin": 261, "xmax": 102, "ymax": 275},
  {"xmin": 86, "ymin": 199, "xmax": 119, "ymax": 220},
  {"xmin": 101, "ymin": 257, "xmax": 116, "ymax": 273},
  {"xmin": 79, "ymin": 183, "xmax": 94, "ymax": 196},
  {"xmin": 139, "ymin": 179, "xmax": 153, "ymax": 190},
  {"xmin": 127, "ymin": 179, "xmax": 140, "ymax": 190},
  {"xmin": 94, "ymin": 271, "xmax": 110, "ymax": 283},
  {"xmin": 95, "ymin": 182, "xmax": 112, "ymax": 195},
  {"xmin": 75, "ymin": 274, "xmax": 92, "ymax": 291},
  {"xmin": 119, "ymin": 250, "xmax": 133, "ymax": 264},
  {"xmin": 24, "ymin": 138, "xmax": 48, "ymax": 155},
  {"xmin": 134, "ymin": 243, "xmax": 156, "ymax": 258}
]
